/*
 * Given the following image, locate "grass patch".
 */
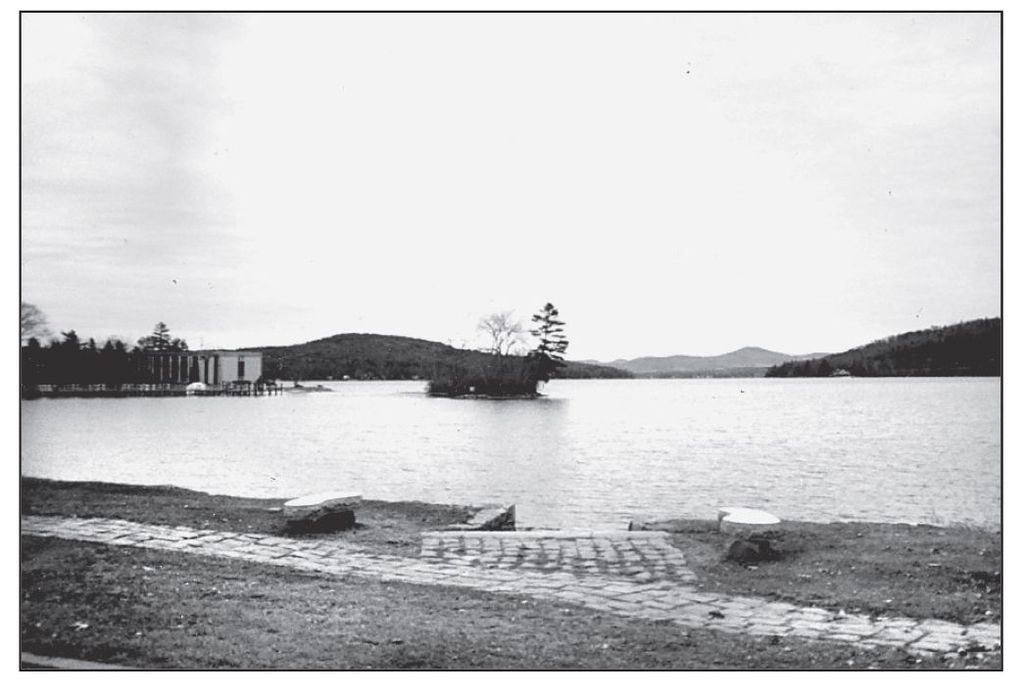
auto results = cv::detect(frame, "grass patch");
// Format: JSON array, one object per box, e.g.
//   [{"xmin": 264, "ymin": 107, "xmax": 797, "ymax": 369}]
[
  {"xmin": 639, "ymin": 518, "xmax": 1000, "ymax": 624},
  {"xmin": 20, "ymin": 536, "xmax": 997, "ymax": 670},
  {"xmin": 21, "ymin": 477, "xmax": 477, "ymax": 557}
]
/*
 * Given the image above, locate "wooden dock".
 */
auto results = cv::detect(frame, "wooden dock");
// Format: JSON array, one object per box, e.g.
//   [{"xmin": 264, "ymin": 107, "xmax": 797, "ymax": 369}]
[{"xmin": 30, "ymin": 382, "xmax": 284, "ymax": 398}]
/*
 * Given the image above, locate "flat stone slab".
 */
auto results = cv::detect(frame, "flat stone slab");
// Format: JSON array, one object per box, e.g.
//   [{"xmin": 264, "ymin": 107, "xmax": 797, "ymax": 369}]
[
  {"xmin": 444, "ymin": 504, "xmax": 516, "ymax": 531},
  {"xmin": 469, "ymin": 504, "xmax": 515, "ymax": 530},
  {"xmin": 283, "ymin": 491, "xmax": 361, "ymax": 516},
  {"xmin": 718, "ymin": 507, "xmax": 781, "ymax": 534}
]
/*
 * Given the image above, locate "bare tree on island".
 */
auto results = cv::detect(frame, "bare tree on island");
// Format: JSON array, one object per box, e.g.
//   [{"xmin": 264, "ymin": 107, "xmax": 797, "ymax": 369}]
[
  {"xmin": 528, "ymin": 302, "xmax": 569, "ymax": 383},
  {"xmin": 478, "ymin": 311, "xmax": 527, "ymax": 355}
]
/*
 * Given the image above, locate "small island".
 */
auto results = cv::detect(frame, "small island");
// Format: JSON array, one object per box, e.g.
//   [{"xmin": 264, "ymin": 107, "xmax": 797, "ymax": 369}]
[{"xmin": 427, "ymin": 303, "xmax": 569, "ymax": 398}]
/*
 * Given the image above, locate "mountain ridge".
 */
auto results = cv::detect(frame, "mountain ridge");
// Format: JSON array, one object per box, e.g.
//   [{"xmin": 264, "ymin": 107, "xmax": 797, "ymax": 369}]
[{"xmin": 588, "ymin": 346, "xmax": 829, "ymax": 375}]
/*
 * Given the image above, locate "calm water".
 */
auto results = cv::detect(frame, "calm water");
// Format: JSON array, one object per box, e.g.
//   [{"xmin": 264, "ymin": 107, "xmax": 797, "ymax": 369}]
[{"xmin": 21, "ymin": 378, "xmax": 1000, "ymax": 530}]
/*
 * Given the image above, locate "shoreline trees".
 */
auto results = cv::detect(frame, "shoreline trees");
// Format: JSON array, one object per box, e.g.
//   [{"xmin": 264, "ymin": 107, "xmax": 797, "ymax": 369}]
[
  {"xmin": 137, "ymin": 322, "xmax": 188, "ymax": 352},
  {"xmin": 20, "ymin": 318, "xmax": 186, "ymax": 396},
  {"xmin": 765, "ymin": 318, "xmax": 1000, "ymax": 378},
  {"xmin": 20, "ymin": 302, "xmax": 51, "ymax": 345}
]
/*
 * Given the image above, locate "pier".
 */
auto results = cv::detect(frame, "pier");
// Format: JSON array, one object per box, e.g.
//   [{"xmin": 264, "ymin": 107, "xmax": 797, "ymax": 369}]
[{"xmin": 29, "ymin": 382, "xmax": 284, "ymax": 398}]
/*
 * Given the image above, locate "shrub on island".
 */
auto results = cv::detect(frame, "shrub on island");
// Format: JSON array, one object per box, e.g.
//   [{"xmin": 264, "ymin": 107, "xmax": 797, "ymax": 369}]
[{"xmin": 426, "ymin": 353, "xmax": 542, "ymax": 397}]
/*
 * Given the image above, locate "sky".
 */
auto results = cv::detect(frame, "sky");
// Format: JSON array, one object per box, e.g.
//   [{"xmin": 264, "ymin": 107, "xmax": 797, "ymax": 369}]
[{"xmin": 20, "ymin": 12, "xmax": 1001, "ymax": 361}]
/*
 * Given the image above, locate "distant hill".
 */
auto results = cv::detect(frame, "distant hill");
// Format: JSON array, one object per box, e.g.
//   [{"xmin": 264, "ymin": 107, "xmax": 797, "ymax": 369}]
[
  {"xmin": 245, "ymin": 333, "xmax": 632, "ymax": 382},
  {"xmin": 592, "ymin": 346, "xmax": 828, "ymax": 377},
  {"xmin": 765, "ymin": 318, "xmax": 1001, "ymax": 377}
]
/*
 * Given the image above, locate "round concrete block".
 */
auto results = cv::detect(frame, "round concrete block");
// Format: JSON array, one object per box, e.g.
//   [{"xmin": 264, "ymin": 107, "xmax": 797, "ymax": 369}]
[{"xmin": 718, "ymin": 507, "xmax": 781, "ymax": 534}]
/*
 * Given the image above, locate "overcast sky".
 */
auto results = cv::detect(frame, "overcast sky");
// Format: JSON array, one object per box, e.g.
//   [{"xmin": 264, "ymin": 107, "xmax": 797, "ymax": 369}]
[{"xmin": 20, "ymin": 12, "xmax": 1000, "ymax": 361}]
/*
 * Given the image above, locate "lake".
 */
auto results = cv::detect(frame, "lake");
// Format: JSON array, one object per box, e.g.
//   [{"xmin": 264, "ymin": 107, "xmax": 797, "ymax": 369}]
[{"xmin": 20, "ymin": 378, "xmax": 1000, "ymax": 530}]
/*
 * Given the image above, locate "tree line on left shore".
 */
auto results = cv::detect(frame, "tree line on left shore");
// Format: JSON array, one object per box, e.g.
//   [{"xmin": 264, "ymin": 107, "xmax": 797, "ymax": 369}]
[
  {"xmin": 19, "ymin": 302, "xmax": 632, "ymax": 395},
  {"xmin": 20, "ymin": 313, "xmax": 194, "ymax": 395}
]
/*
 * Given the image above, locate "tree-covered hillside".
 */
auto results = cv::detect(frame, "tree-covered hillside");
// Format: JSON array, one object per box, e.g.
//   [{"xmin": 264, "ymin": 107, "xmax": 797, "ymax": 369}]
[
  {"xmin": 248, "ymin": 333, "xmax": 632, "ymax": 382},
  {"xmin": 765, "ymin": 318, "xmax": 1001, "ymax": 377}
]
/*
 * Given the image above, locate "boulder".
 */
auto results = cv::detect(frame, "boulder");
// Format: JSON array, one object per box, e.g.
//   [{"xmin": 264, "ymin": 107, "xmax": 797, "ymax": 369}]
[
  {"xmin": 725, "ymin": 537, "xmax": 780, "ymax": 562},
  {"xmin": 469, "ymin": 504, "xmax": 516, "ymax": 531},
  {"xmin": 443, "ymin": 504, "xmax": 516, "ymax": 531},
  {"xmin": 718, "ymin": 506, "xmax": 783, "ymax": 563},
  {"xmin": 283, "ymin": 491, "xmax": 361, "ymax": 533}
]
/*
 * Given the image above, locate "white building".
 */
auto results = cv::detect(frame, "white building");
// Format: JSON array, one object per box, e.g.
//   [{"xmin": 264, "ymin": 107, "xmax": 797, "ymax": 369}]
[{"xmin": 146, "ymin": 350, "xmax": 263, "ymax": 385}]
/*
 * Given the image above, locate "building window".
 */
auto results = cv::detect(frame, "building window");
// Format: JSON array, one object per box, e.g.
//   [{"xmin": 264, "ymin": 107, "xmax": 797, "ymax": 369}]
[{"xmin": 238, "ymin": 359, "xmax": 246, "ymax": 380}]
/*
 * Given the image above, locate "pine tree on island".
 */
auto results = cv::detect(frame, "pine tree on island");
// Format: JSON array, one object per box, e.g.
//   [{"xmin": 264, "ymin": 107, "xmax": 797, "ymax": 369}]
[{"xmin": 527, "ymin": 302, "xmax": 569, "ymax": 384}]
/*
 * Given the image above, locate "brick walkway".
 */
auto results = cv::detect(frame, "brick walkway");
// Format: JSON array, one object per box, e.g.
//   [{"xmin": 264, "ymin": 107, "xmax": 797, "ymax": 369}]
[
  {"xmin": 420, "ymin": 530, "xmax": 698, "ymax": 583},
  {"xmin": 22, "ymin": 515, "xmax": 1000, "ymax": 657}
]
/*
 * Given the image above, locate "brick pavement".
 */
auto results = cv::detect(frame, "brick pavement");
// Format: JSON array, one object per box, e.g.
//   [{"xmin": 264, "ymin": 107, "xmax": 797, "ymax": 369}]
[{"xmin": 22, "ymin": 515, "xmax": 1000, "ymax": 657}]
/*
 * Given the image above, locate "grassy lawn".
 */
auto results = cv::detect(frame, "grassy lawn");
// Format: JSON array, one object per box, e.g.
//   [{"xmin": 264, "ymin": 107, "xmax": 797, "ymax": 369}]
[
  {"xmin": 20, "ymin": 536, "xmax": 997, "ymax": 670},
  {"xmin": 648, "ymin": 519, "xmax": 1000, "ymax": 624},
  {"xmin": 21, "ymin": 477, "xmax": 478, "ymax": 557},
  {"xmin": 20, "ymin": 478, "xmax": 1001, "ymax": 669}
]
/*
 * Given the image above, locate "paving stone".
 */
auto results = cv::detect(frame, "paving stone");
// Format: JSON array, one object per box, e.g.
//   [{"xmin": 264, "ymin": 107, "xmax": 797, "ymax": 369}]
[
  {"xmin": 747, "ymin": 624, "xmax": 793, "ymax": 637},
  {"xmin": 910, "ymin": 635, "xmax": 959, "ymax": 653},
  {"xmin": 962, "ymin": 623, "xmax": 1001, "ymax": 644},
  {"xmin": 144, "ymin": 539, "xmax": 180, "ymax": 549},
  {"xmin": 616, "ymin": 590, "xmax": 663, "ymax": 603},
  {"xmin": 831, "ymin": 623, "xmax": 881, "ymax": 638},
  {"xmin": 790, "ymin": 610, "xmax": 832, "ymax": 623},
  {"xmin": 860, "ymin": 635, "xmax": 920, "ymax": 649},
  {"xmin": 789, "ymin": 619, "xmax": 832, "ymax": 633},
  {"xmin": 104, "ymin": 537, "xmax": 139, "ymax": 545},
  {"xmin": 748, "ymin": 615, "xmax": 792, "ymax": 627}
]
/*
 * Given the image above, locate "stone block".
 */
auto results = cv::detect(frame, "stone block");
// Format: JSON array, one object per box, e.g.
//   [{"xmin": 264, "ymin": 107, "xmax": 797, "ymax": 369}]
[
  {"xmin": 451, "ymin": 504, "xmax": 516, "ymax": 531},
  {"xmin": 718, "ymin": 507, "xmax": 783, "ymax": 563},
  {"xmin": 470, "ymin": 505, "xmax": 519, "ymax": 532},
  {"xmin": 283, "ymin": 491, "xmax": 361, "ymax": 533},
  {"xmin": 718, "ymin": 507, "xmax": 782, "ymax": 534}
]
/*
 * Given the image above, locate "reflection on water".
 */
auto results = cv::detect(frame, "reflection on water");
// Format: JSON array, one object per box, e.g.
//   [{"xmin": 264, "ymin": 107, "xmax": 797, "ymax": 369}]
[{"xmin": 21, "ymin": 378, "xmax": 1000, "ymax": 529}]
